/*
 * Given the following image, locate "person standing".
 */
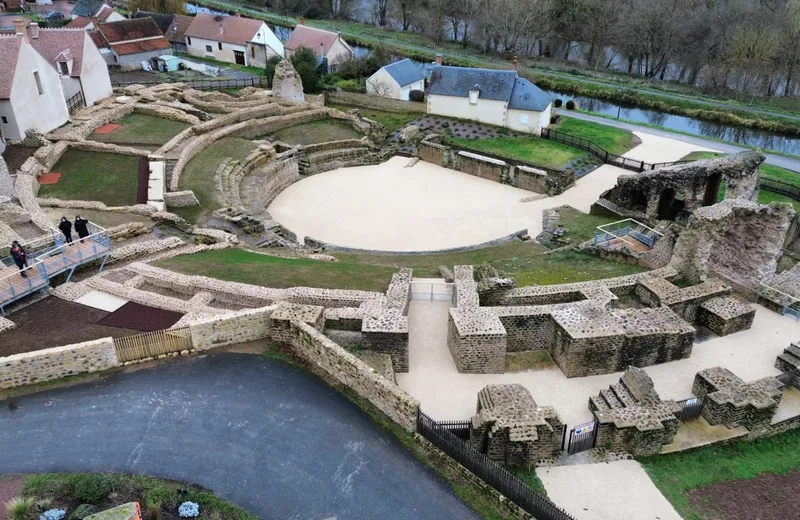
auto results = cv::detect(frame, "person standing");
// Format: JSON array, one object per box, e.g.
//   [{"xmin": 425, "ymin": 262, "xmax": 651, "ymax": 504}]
[
  {"xmin": 58, "ymin": 216, "xmax": 73, "ymax": 244},
  {"xmin": 9, "ymin": 240, "xmax": 28, "ymax": 278},
  {"xmin": 74, "ymin": 215, "xmax": 89, "ymax": 242}
]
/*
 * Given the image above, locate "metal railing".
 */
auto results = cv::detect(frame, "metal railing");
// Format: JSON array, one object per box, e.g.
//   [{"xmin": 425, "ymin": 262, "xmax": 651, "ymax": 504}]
[
  {"xmin": 113, "ymin": 327, "xmax": 193, "ymax": 362},
  {"xmin": 756, "ymin": 282, "xmax": 800, "ymax": 319},
  {"xmin": 594, "ymin": 218, "xmax": 663, "ymax": 249},
  {"xmin": 66, "ymin": 91, "xmax": 84, "ymax": 114},
  {"xmin": 111, "ymin": 76, "xmax": 267, "ymax": 90},
  {"xmin": 676, "ymin": 396, "xmax": 705, "ymax": 421},
  {"xmin": 758, "ymin": 178, "xmax": 800, "ymax": 202},
  {"xmin": 417, "ymin": 411, "xmax": 575, "ymax": 520}
]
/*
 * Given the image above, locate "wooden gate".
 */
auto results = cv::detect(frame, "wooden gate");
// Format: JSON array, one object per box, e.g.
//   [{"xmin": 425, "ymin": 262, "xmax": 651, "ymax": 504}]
[{"xmin": 113, "ymin": 327, "xmax": 193, "ymax": 362}]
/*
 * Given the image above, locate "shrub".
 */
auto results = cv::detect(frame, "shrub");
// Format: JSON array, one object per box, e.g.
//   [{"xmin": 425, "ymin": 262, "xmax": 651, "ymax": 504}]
[
  {"xmin": 69, "ymin": 474, "xmax": 114, "ymax": 504},
  {"xmin": 338, "ymin": 58, "xmax": 365, "ymax": 80},
  {"xmin": 294, "ymin": 62, "xmax": 320, "ymax": 93},
  {"xmin": 565, "ymin": 100, "xmax": 576, "ymax": 110},
  {"xmin": 5, "ymin": 497, "xmax": 34, "ymax": 520},
  {"xmin": 40, "ymin": 510, "xmax": 66, "ymax": 520},
  {"xmin": 409, "ymin": 90, "xmax": 425, "ymax": 102},
  {"xmin": 550, "ymin": 115, "xmax": 559, "ymax": 124},
  {"xmin": 178, "ymin": 502, "xmax": 200, "ymax": 518},
  {"xmin": 554, "ymin": 98, "xmax": 563, "ymax": 108},
  {"xmin": 69, "ymin": 504, "xmax": 98, "ymax": 520}
]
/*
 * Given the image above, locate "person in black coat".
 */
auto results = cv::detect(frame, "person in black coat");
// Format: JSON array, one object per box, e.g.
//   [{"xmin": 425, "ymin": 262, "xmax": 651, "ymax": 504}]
[
  {"xmin": 74, "ymin": 215, "xmax": 89, "ymax": 242},
  {"xmin": 58, "ymin": 216, "xmax": 73, "ymax": 244},
  {"xmin": 10, "ymin": 240, "xmax": 28, "ymax": 278}
]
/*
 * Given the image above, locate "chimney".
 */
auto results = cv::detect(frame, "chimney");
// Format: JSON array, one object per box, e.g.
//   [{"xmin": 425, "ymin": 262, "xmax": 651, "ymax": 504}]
[
  {"xmin": 29, "ymin": 22, "xmax": 39, "ymax": 39},
  {"xmin": 512, "ymin": 56, "xmax": 518, "ymax": 72},
  {"xmin": 319, "ymin": 42, "xmax": 324, "ymax": 57},
  {"xmin": 13, "ymin": 18, "xmax": 26, "ymax": 42},
  {"xmin": 219, "ymin": 23, "xmax": 224, "ymax": 35},
  {"xmin": 92, "ymin": 16, "xmax": 99, "ymax": 27},
  {"xmin": 435, "ymin": 54, "xmax": 443, "ymax": 66},
  {"xmin": 299, "ymin": 16, "xmax": 305, "ymax": 25}
]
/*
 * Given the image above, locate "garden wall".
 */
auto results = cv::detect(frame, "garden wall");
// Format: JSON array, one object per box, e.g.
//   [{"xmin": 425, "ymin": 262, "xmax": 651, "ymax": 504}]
[
  {"xmin": 0, "ymin": 338, "xmax": 118, "ymax": 390},
  {"xmin": 290, "ymin": 320, "xmax": 420, "ymax": 432},
  {"xmin": 189, "ymin": 307, "xmax": 275, "ymax": 350},
  {"xmin": 325, "ymin": 91, "xmax": 426, "ymax": 114}
]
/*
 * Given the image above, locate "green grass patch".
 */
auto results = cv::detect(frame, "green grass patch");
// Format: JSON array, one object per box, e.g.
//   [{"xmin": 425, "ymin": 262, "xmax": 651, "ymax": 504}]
[
  {"xmin": 91, "ymin": 113, "xmax": 189, "ymax": 147},
  {"xmin": 176, "ymin": 51, "xmax": 266, "ymax": 76},
  {"xmin": 272, "ymin": 119, "xmax": 363, "ymax": 145},
  {"xmin": 38, "ymin": 150, "xmax": 138, "ymax": 207},
  {"xmin": 327, "ymin": 103, "xmax": 420, "ymax": 133},
  {"xmin": 173, "ymin": 137, "xmax": 257, "ymax": 224},
  {"xmin": 447, "ymin": 136, "xmax": 585, "ymax": 170},
  {"xmin": 22, "ymin": 473, "xmax": 257, "ymax": 519},
  {"xmin": 640, "ymin": 428, "xmax": 800, "ymax": 520},
  {"xmin": 554, "ymin": 117, "xmax": 636, "ymax": 155},
  {"xmin": 553, "ymin": 206, "xmax": 620, "ymax": 245}
]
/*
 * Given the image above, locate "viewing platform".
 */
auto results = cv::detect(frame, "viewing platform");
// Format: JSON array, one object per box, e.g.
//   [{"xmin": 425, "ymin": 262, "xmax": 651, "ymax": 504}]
[{"xmin": 0, "ymin": 222, "xmax": 112, "ymax": 314}]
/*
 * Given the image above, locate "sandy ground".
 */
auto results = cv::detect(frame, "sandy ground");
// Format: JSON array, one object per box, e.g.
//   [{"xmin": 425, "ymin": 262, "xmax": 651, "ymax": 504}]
[
  {"xmin": 268, "ymin": 132, "xmax": 716, "ymax": 252},
  {"xmin": 536, "ymin": 460, "xmax": 682, "ymax": 520},
  {"xmin": 397, "ymin": 301, "xmax": 800, "ymax": 428}
]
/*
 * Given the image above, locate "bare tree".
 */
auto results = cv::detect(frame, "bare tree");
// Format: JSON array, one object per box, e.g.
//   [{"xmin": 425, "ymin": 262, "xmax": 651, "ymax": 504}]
[
  {"xmin": 370, "ymin": 0, "xmax": 392, "ymax": 26},
  {"xmin": 393, "ymin": 0, "xmax": 418, "ymax": 30},
  {"xmin": 368, "ymin": 78, "xmax": 394, "ymax": 96}
]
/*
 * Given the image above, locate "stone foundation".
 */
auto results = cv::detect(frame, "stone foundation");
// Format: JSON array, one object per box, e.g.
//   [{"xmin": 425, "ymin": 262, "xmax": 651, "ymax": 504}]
[{"xmin": 693, "ymin": 367, "xmax": 782, "ymax": 431}]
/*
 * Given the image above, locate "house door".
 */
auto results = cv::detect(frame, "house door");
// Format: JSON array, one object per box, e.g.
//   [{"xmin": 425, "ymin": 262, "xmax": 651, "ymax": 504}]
[
  {"xmin": 234, "ymin": 51, "xmax": 245, "ymax": 65},
  {"xmin": 400, "ymin": 87, "xmax": 410, "ymax": 100}
]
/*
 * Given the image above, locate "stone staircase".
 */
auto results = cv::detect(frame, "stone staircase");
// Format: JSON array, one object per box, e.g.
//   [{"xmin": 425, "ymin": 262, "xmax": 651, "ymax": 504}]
[
  {"xmin": 775, "ymin": 342, "xmax": 800, "ymax": 374},
  {"xmin": 590, "ymin": 381, "xmax": 638, "ymax": 412},
  {"xmin": 299, "ymin": 147, "xmax": 375, "ymax": 176}
]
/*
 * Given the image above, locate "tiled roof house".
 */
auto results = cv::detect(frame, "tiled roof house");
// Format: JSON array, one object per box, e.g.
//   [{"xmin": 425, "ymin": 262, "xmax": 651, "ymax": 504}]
[
  {"xmin": 92, "ymin": 18, "xmax": 172, "ymax": 66},
  {"xmin": 284, "ymin": 21, "xmax": 353, "ymax": 71},
  {"xmin": 184, "ymin": 13, "xmax": 283, "ymax": 68}
]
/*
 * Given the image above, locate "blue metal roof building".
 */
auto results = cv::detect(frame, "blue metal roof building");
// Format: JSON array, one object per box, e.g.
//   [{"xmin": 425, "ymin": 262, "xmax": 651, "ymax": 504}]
[{"xmin": 382, "ymin": 58, "xmax": 426, "ymax": 88}]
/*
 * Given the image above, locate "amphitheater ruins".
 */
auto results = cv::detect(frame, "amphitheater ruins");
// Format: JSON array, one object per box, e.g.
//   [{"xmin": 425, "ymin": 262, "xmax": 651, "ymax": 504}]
[{"xmin": 3, "ymin": 58, "xmax": 800, "ymax": 520}]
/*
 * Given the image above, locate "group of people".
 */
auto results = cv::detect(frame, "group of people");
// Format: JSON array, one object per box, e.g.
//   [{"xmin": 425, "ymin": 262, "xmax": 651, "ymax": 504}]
[{"xmin": 8, "ymin": 216, "xmax": 90, "ymax": 278}]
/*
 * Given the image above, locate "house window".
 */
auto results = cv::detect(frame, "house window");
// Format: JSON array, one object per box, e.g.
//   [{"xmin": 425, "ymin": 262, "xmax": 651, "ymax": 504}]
[
  {"xmin": 33, "ymin": 71, "xmax": 43, "ymax": 95},
  {"xmin": 468, "ymin": 90, "xmax": 479, "ymax": 104},
  {"xmin": 250, "ymin": 46, "xmax": 255, "ymax": 57},
  {"xmin": 1, "ymin": 117, "xmax": 7, "ymax": 124},
  {"xmin": 218, "ymin": 42, "xmax": 222, "ymax": 50},
  {"xmin": 519, "ymin": 113, "xmax": 529, "ymax": 125},
  {"xmin": 187, "ymin": 36, "xmax": 192, "ymax": 45},
  {"xmin": 112, "ymin": 55, "xmax": 118, "ymax": 64},
  {"xmin": 206, "ymin": 45, "xmax": 213, "ymax": 53},
  {"xmin": 58, "ymin": 61, "xmax": 69, "ymax": 75}
]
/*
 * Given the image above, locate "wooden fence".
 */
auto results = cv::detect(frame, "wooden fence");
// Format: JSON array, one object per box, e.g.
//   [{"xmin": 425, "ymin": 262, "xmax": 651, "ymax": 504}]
[{"xmin": 113, "ymin": 327, "xmax": 193, "ymax": 362}]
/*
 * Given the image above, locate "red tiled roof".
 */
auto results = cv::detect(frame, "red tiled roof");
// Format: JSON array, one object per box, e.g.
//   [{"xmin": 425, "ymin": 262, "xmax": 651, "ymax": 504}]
[
  {"xmin": 29, "ymin": 29, "xmax": 87, "ymax": 78},
  {"xmin": 185, "ymin": 13, "xmax": 263, "ymax": 46},
  {"xmin": 111, "ymin": 37, "xmax": 171, "ymax": 56},
  {"xmin": 96, "ymin": 18, "xmax": 164, "ymax": 43},
  {"xmin": 89, "ymin": 30, "xmax": 108, "ymax": 49},
  {"xmin": 97, "ymin": 5, "xmax": 115, "ymax": 21},
  {"xmin": 0, "ymin": 37, "xmax": 22, "ymax": 99},
  {"xmin": 66, "ymin": 16, "xmax": 92, "ymax": 29},
  {"xmin": 285, "ymin": 24, "xmax": 346, "ymax": 55}
]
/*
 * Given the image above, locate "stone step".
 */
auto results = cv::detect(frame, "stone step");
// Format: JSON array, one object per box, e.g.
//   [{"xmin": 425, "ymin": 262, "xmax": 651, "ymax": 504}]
[
  {"xmin": 776, "ymin": 353, "xmax": 800, "ymax": 374},
  {"xmin": 307, "ymin": 147, "xmax": 369, "ymax": 163},
  {"xmin": 600, "ymin": 388, "xmax": 623, "ymax": 409},
  {"xmin": 589, "ymin": 395, "xmax": 610, "ymax": 412},
  {"xmin": 786, "ymin": 343, "xmax": 800, "ymax": 359},
  {"xmin": 611, "ymin": 382, "xmax": 637, "ymax": 408}
]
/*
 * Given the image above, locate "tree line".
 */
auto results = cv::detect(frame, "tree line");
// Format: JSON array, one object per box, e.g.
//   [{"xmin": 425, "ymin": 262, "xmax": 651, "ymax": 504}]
[{"xmin": 264, "ymin": 0, "xmax": 800, "ymax": 98}]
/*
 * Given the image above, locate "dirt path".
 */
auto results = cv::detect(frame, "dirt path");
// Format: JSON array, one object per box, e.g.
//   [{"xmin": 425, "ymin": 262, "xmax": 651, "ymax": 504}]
[
  {"xmin": 688, "ymin": 469, "xmax": 800, "ymax": 520},
  {"xmin": 0, "ymin": 475, "xmax": 24, "ymax": 520}
]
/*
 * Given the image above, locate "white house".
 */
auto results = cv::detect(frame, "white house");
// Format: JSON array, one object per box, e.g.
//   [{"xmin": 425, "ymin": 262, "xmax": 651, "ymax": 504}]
[
  {"xmin": 67, "ymin": 0, "xmax": 125, "ymax": 30},
  {"xmin": 184, "ymin": 14, "xmax": 283, "ymax": 68},
  {"xmin": 284, "ymin": 21, "xmax": 353, "ymax": 72},
  {"xmin": 427, "ymin": 64, "xmax": 553, "ymax": 134},
  {"xmin": 26, "ymin": 24, "xmax": 112, "ymax": 108},
  {"xmin": 0, "ymin": 27, "xmax": 69, "ymax": 141},
  {"xmin": 367, "ymin": 58, "xmax": 425, "ymax": 100}
]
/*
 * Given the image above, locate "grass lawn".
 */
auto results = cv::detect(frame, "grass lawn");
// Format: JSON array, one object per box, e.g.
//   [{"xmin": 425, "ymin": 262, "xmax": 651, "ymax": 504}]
[
  {"xmin": 327, "ymin": 103, "xmax": 420, "ymax": 133},
  {"xmin": 553, "ymin": 206, "xmax": 620, "ymax": 245},
  {"xmin": 447, "ymin": 136, "xmax": 585, "ymax": 170},
  {"xmin": 91, "ymin": 113, "xmax": 189, "ymax": 147},
  {"xmin": 156, "ymin": 241, "xmax": 646, "ymax": 291},
  {"xmin": 21, "ymin": 473, "xmax": 256, "ymax": 520},
  {"xmin": 175, "ymin": 51, "xmax": 267, "ymax": 77},
  {"xmin": 173, "ymin": 137, "xmax": 257, "ymax": 224},
  {"xmin": 38, "ymin": 150, "xmax": 138, "ymax": 206},
  {"xmin": 554, "ymin": 117, "xmax": 636, "ymax": 155},
  {"xmin": 272, "ymin": 119, "xmax": 363, "ymax": 145},
  {"xmin": 640, "ymin": 428, "xmax": 800, "ymax": 520}
]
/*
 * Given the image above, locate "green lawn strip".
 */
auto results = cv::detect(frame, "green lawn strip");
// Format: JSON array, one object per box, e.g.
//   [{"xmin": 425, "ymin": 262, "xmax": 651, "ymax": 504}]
[
  {"xmin": 554, "ymin": 207, "xmax": 621, "ymax": 245},
  {"xmin": 91, "ymin": 113, "xmax": 189, "ymax": 146},
  {"xmin": 175, "ymin": 51, "xmax": 267, "ymax": 76},
  {"xmin": 511, "ymin": 468, "xmax": 548, "ymax": 496},
  {"xmin": 554, "ymin": 117, "xmax": 635, "ymax": 155},
  {"xmin": 326, "ymin": 103, "xmax": 420, "ymax": 133},
  {"xmin": 153, "ymin": 249, "xmax": 397, "ymax": 292},
  {"xmin": 639, "ymin": 428, "xmax": 800, "ymax": 520},
  {"xmin": 22, "ymin": 473, "xmax": 257, "ymax": 519},
  {"xmin": 272, "ymin": 119, "xmax": 363, "ymax": 145},
  {"xmin": 173, "ymin": 137, "xmax": 257, "ymax": 224},
  {"xmin": 38, "ymin": 150, "xmax": 138, "ymax": 207},
  {"xmin": 447, "ymin": 136, "xmax": 585, "ymax": 170}
]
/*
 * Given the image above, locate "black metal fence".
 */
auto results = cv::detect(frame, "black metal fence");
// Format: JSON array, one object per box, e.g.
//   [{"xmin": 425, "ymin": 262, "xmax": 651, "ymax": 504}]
[
  {"xmin": 66, "ymin": 91, "xmax": 84, "ymax": 114},
  {"xmin": 417, "ymin": 411, "xmax": 575, "ymax": 520},
  {"xmin": 676, "ymin": 396, "xmax": 705, "ymax": 421},
  {"xmin": 758, "ymin": 178, "xmax": 800, "ymax": 202},
  {"xmin": 541, "ymin": 128, "xmax": 690, "ymax": 172},
  {"xmin": 566, "ymin": 420, "xmax": 598, "ymax": 455},
  {"xmin": 111, "ymin": 76, "xmax": 267, "ymax": 91}
]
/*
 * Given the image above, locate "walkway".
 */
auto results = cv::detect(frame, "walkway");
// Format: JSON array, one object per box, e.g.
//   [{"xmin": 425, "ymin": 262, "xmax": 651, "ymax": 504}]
[{"xmin": 0, "ymin": 354, "xmax": 480, "ymax": 520}]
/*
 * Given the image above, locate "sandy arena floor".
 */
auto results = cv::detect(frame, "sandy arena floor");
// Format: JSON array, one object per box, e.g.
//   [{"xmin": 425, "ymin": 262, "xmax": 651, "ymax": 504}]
[
  {"xmin": 268, "ymin": 133, "xmax": 717, "ymax": 251},
  {"xmin": 396, "ymin": 300, "xmax": 800, "ymax": 428}
]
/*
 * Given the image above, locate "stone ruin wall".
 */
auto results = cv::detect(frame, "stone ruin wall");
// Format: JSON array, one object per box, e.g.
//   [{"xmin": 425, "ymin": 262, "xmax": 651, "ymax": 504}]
[
  {"xmin": 256, "ymin": 154, "xmax": 301, "ymax": 208},
  {"xmin": 693, "ymin": 367, "xmax": 783, "ymax": 431},
  {"xmin": 325, "ymin": 90, "xmax": 427, "ymax": 114}
]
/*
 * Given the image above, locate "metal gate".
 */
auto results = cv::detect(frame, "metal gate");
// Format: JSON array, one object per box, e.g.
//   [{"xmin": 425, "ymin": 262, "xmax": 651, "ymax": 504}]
[
  {"xmin": 566, "ymin": 420, "xmax": 598, "ymax": 455},
  {"xmin": 410, "ymin": 280, "xmax": 454, "ymax": 302}
]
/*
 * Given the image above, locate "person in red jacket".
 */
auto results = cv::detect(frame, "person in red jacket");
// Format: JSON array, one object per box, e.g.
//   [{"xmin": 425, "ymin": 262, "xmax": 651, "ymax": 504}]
[{"xmin": 9, "ymin": 241, "xmax": 28, "ymax": 278}]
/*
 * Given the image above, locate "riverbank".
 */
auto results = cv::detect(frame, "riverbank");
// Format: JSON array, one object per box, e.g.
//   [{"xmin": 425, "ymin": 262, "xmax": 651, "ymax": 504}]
[{"xmin": 194, "ymin": 0, "xmax": 800, "ymax": 137}]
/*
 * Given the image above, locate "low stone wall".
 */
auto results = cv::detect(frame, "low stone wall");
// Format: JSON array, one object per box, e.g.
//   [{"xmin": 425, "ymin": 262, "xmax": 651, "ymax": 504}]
[
  {"xmin": 256, "ymin": 156, "xmax": 300, "ymax": 208},
  {"xmin": 291, "ymin": 320, "xmax": 420, "ymax": 432},
  {"xmin": 0, "ymin": 338, "xmax": 119, "ymax": 390},
  {"xmin": 457, "ymin": 151, "xmax": 508, "ymax": 183},
  {"xmin": 325, "ymin": 90, "xmax": 427, "ymax": 114},
  {"xmin": 164, "ymin": 190, "xmax": 200, "ymax": 208},
  {"xmin": 188, "ymin": 307, "xmax": 275, "ymax": 350}
]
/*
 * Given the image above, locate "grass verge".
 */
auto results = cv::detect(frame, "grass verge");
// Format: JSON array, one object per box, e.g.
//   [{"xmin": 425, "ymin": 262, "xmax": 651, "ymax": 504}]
[
  {"xmin": 640, "ymin": 428, "xmax": 800, "ymax": 520},
  {"xmin": 175, "ymin": 51, "xmax": 267, "ymax": 77},
  {"xmin": 554, "ymin": 117, "xmax": 636, "ymax": 155},
  {"xmin": 38, "ymin": 150, "xmax": 138, "ymax": 207},
  {"xmin": 272, "ymin": 119, "xmax": 363, "ymax": 145},
  {"xmin": 552, "ymin": 206, "xmax": 621, "ymax": 245},
  {"xmin": 326, "ymin": 103, "xmax": 420, "ymax": 133},
  {"xmin": 90, "ymin": 113, "xmax": 189, "ymax": 147},
  {"xmin": 173, "ymin": 137, "xmax": 257, "ymax": 223},
  {"xmin": 447, "ymin": 136, "xmax": 585, "ymax": 170}
]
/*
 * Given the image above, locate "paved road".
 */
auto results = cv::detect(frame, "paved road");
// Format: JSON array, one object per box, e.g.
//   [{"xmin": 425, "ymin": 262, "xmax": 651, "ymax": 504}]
[
  {"xmin": 0, "ymin": 354, "xmax": 479, "ymax": 520},
  {"xmin": 563, "ymin": 112, "xmax": 800, "ymax": 173}
]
